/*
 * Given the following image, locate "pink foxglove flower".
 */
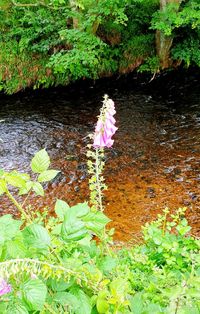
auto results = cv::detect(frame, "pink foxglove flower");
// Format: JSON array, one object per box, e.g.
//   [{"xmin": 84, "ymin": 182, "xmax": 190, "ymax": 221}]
[
  {"xmin": 93, "ymin": 96, "xmax": 117, "ymax": 148},
  {"xmin": 0, "ymin": 278, "xmax": 12, "ymax": 296}
]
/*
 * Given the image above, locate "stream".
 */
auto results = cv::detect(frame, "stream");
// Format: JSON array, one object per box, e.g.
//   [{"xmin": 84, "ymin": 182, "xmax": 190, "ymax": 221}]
[{"xmin": 0, "ymin": 70, "xmax": 199, "ymax": 241}]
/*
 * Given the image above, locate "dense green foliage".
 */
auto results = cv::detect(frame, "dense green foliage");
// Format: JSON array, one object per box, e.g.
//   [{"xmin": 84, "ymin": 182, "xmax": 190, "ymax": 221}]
[
  {"xmin": 0, "ymin": 0, "xmax": 199, "ymax": 93},
  {"xmin": 0, "ymin": 149, "xmax": 199, "ymax": 313}
]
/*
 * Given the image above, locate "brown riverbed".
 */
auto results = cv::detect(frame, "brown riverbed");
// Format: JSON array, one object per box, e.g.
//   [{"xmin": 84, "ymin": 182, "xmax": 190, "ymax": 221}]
[{"xmin": 0, "ymin": 71, "xmax": 200, "ymax": 241}]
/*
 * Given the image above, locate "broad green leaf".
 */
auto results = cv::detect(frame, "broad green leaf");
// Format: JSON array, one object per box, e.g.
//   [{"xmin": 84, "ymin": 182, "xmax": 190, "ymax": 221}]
[
  {"xmin": 22, "ymin": 279, "xmax": 47, "ymax": 311},
  {"xmin": 61, "ymin": 203, "xmax": 90, "ymax": 241},
  {"xmin": 18, "ymin": 181, "xmax": 33, "ymax": 196},
  {"xmin": 0, "ymin": 302, "xmax": 7, "ymax": 314},
  {"xmin": 55, "ymin": 199, "xmax": 70, "ymax": 220},
  {"xmin": 77, "ymin": 234, "xmax": 92, "ymax": 246},
  {"xmin": 32, "ymin": 182, "xmax": 44, "ymax": 196},
  {"xmin": 0, "ymin": 215, "xmax": 22, "ymax": 241},
  {"xmin": 6, "ymin": 302, "xmax": 29, "ymax": 314},
  {"xmin": 99, "ymin": 256, "xmax": 117, "ymax": 274},
  {"xmin": 70, "ymin": 202, "xmax": 90, "ymax": 218},
  {"xmin": 54, "ymin": 292, "xmax": 79, "ymax": 310},
  {"xmin": 0, "ymin": 179, "xmax": 6, "ymax": 195},
  {"xmin": 38, "ymin": 169, "xmax": 59, "ymax": 182},
  {"xmin": 97, "ymin": 291, "xmax": 109, "ymax": 313},
  {"xmin": 61, "ymin": 217, "xmax": 88, "ymax": 242},
  {"xmin": 50, "ymin": 278, "xmax": 73, "ymax": 292},
  {"xmin": 70, "ymin": 287, "xmax": 92, "ymax": 314},
  {"xmin": 143, "ymin": 303, "xmax": 163, "ymax": 314},
  {"xmin": 23, "ymin": 224, "xmax": 50, "ymax": 251},
  {"xmin": 51, "ymin": 223, "xmax": 62, "ymax": 235},
  {"xmin": 153, "ymin": 236, "xmax": 162, "ymax": 245},
  {"xmin": 176, "ymin": 305, "xmax": 200, "ymax": 314},
  {"xmin": 82, "ymin": 263, "xmax": 102, "ymax": 283},
  {"xmin": 83, "ymin": 211, "xmax": 111, "ymax": 234},
  {"xmin": 110, "ymin": 278, "xmax": 129, "ymax": 303},
  {"xmin": 6, "ymin": 234, "xmax": 27, "ymax": 258},
  {"xmin": 129, "ymin": 293, "xmax": 144, "ymax": 314},
  {"xmin": 5, "ymin": 170, "xmax": 30, "ymax": 188},
  {"xmin": 7, "ymin": 171, "xmax": 30, "ymax": 180},
  {"xmin": 5, "ymin": 175, "xmax": 26, "ymax": 188},
  {"xmin": 31, "ymin": 149, "xmax": 50, "ymax": 173},
  {"xmin": 17, "ymin": 173, "xmax": 30, "ymax": 181}
]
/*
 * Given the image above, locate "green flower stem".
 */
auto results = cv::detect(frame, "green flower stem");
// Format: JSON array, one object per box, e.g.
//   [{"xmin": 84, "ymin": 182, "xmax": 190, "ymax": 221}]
[
  {"xmin": 5, "ymin": 189, "xmax": 32, "ymax": 223},
  {"xmin": 22, "ymin": 174, "xmax": 39, "ymax": 208},
  {"xmin": 44, "ymin": 302, "xmax": 56, "ymax": 314},
  {"xmin": 162, "ymin": 208, "xmax": 169, "ymax": 236},
  {"xmin": 0, "ymin": 258, "xmax": 100, "ymax": 292},
  {"xmin": 95, "ymin": 148, "xmax": 103, "ymax": 211}
]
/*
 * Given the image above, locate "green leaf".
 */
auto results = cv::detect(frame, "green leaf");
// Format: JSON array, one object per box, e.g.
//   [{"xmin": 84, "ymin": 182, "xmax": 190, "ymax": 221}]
[
  {"xmin": 61, "ymin": 217, "xmax": 88, "ymax": 242},
  {"xmin": 0, "ymin": 215, "xmax": 22, "ymax": 242},
  {"xmin": 97, "ymin": 291, "xmax": 109, "ymax": 313},
  {"xmin": 55, "ymin": 199, "xmax": 70, "ymax": 220},
  {"xmin": 153, "ymin": 236, "xmax": 162, "ymax": 245},
  {"xmin": 18, "ymin": 181, "xmax": 33, "ymax": 196},
  {"xmin": 50, "ymin": 278, "xmax": 73, "ymax": 292},
  {"xmin": 176, "ymin": 305, "xmax": 200, "ymax": 314},
  {"xmin": 32, "ymin": 182, "xmax": 44, "ymax": 196},
  {"xmin": 5, "ymin": 172, "xmax": 27, "ymax": 188},
  {"xmin": 22, "ymin": 279, "xmax": 47, "ymax": 311},
  {"xmin": 70, "ymin": 287, "xmax": 92, "ymax": 314},
  {"xmin": 22, "ymin": 224, "xmax": 50, "ymax": 251},
  {"xmin": 31, "ymin": 149, "xmax": 50, "ymax": 173},
  {"xmin": 61, "ymin": 203, "xmax": 90, "ymax": 241},
  {"xmin": 110, "ymin": 278, "xmax": 129, "ymax": 303},
  {"xmin": 6, "ymin": 234, "xmax": 27, "ymax": 258},
  {"xmin": 144, "ymin": 303, "xmax": 163, "ymax": 314},
  {"xmin": 83, "ymin": 211, "xmax": 111, "ymax": 234},
  {"xmin": 6, "ymin": 302, "xmax": 29, "ymax": 314},
  {"xmin": 38, "ymin": 170, "xmax": 59, "ymax": 182},
  {"xmin": 0, "ymin": 179, "xmax": 7, "ymax": 195},
  {"xmin": 70, "ymin": 202, "xmax": 90, "ymax": 218},
  {"xmin": 129, "ymin": 293, "xmax": 144, "ymax": 314},
  {"xmin": 54, "ymin": 292, "xmax": 79, "ymax": 310},
  {"xmin": 99, "ymin": 256, "xmax": 117, "ymax": 274},
  {"xmin": 0, "ymin": 302, "xmax": 7, "ymax": 313}
]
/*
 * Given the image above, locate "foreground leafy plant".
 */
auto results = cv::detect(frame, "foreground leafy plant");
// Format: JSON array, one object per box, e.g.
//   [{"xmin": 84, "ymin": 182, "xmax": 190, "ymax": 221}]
[
  {"xmin": 0, "ymin": 204, "xmax": 199, "ymax": 313},
  {"xmin": 0, "ymin": 149, "xmax": 59, "ymax": 221}
]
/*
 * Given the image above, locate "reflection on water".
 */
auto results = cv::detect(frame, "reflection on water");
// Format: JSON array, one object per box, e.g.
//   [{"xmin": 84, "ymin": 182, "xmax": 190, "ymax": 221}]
[{"xmin": 0, "ymin": 71, "xmax": 200, "ymax": 241}]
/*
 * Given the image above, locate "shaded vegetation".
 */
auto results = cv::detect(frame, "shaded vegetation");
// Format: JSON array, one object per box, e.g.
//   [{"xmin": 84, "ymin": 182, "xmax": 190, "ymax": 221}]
[{"xmin": 0, "ymin": 0, "xmax": 199, "ymax": 93}]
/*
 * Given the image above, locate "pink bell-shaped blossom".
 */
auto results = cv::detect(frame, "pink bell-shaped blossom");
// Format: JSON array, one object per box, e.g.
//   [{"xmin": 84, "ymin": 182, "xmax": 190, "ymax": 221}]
[
  {"xmin": 93, "ymin": 96, "xmax": 117, "ymax": 148},
  {"xmin": 0, "ymin": 278, "xmax": 12, "ymax": 296}
]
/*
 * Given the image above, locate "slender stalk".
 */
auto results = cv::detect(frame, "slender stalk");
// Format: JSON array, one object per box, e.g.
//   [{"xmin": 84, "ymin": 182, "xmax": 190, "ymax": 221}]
[
  {"xmin": 162, "ymin": 211, "xmax": 168, "ymax": 236},
  {"xmin": 95, "ymin": 148, "xmax": 103, "ymax": 211},
  {"xmin": 22, "ymin": 190, "xmax": 32, "ymax": 208},
  {"xmin": 22, "ymin": 174, "xmax": 38, "ymax": 208},
  {"xmin": 5, "ymin": 189, "xmax": 32, "ymax": 223},
  {"xmin": 44, "ymin": 302, "xmax": 56, "ymax": 314},
  {"xmin": 174, "ymin": 297, "xmax": 180, "ymax": 314}
]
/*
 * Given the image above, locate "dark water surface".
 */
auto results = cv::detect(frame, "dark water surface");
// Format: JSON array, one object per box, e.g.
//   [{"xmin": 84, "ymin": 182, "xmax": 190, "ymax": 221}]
[{"xmin": 0, "ymin": 71, "xmax": 200, "ymax": 241}]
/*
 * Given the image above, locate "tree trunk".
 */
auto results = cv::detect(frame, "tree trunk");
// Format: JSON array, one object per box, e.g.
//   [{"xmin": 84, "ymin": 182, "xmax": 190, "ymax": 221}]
[
  {"xmin": 156, "ymin": 0, "xmax": 182, "ymax": 69},
  {"xmin": 69, "ymin": 0, "xmax": 79, "ymax": 29}
]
